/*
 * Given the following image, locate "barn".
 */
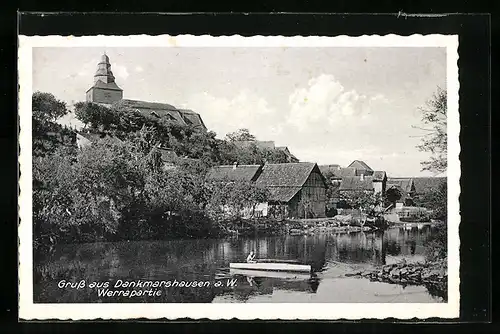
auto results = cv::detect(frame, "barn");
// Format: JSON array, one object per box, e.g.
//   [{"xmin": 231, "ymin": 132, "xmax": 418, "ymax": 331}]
[{"xmin": 254, "ymin": 162, "xmax": 327, "ymax": 219}]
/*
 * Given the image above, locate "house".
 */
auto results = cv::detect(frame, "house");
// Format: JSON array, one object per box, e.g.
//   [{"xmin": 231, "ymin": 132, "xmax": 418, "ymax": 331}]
[
  {"xmin": 205, "ymin": 162, "xmax": 328, "ymax": 219},
  {"xmin": 85, "ymin": 53, "xmax": 206, "ymax": 131},
  {"xmin": 386, "ymin": 178, "xmax": 416, "ymax": 208},
  {"xmin": 319, "ymin": 162, "xmax": 387, "ymax": 209},
  {"xmin": 372, "ymin": 171, "xmax": 387, "ymax": 194},
  {"xmin": 347, "ymin": 160, "xmax": 374, "ymax": 176},
  {"xmin": 255, "ymin": 162, "xmax": 327, "ymax": 219},
  {"xmin": 276, "ymin": 146, "xmax": 299, "ymax": 163}
]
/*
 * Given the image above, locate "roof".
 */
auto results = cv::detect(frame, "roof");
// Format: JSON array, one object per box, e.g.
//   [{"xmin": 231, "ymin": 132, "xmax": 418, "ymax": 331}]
[
  {"xmin": 319, "ymin": 165, "xmax": 339, "ymax": 177},
  {"xmin": 339, "ymin": 176, "xmax": 374, "ymax": 191},
  {"xmin": 348, "ymin": 160, "xmax": 373, "ymax": 172},
  {"xmin": 86, "ymin": 80, "xmax": 123, "ymax": 92},
  {"xmin": 266, "ymin": 186, "xmax": 303, "ymax": 202},
  {"xmin": 411, "ymin": 177, "xmax": 447, "ymax": 194},
  {"xmin": 205, "ymin": 165, "xmax": 263, "ymax": 182},
  {"xmin": 178, "ymin": 109, "xmax": 207, "ymax": 130},
  {"xmin": 322, "ymin": 167, "xmax": 357, "ymax": 178},
  {"xmin": 116, "ymin": 100, "xmax": 206, "ymax": 130},
  {"xmin": 120, "ymin": 99, "xmax": 177, "ymax": 111},
  {"xmin": 276, "ymin": 146, "xmax": 290, "ymax": 154},
  {"xmin": 255, "ymin": 163, "xmax": 326, "ymax": 202},
  {"xmin": 387, "ymin": 178, "xmax": 414, "ymax": 193},
  {"xmin": 276, "ymin": 146, "xmax": 299, "ymax": 162},
  {"xmin": 255, "ymin": 162, "xmax": 320, "ymax": 187},
  {"xmin": 372, "ymin": 171, "xmax": 387, "ymax": 182}
]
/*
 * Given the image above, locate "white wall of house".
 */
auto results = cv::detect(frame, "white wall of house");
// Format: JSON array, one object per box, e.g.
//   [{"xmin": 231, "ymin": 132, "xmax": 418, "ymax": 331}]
[{"xmin": 373, "ymin": 181, "xmax": 383, "ymax": 194}]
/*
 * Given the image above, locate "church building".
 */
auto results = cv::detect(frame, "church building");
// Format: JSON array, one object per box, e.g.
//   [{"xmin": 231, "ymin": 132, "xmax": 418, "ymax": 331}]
[{"xmin": 85, "ymin": 54, "xmax": 206, "ymax": 130}]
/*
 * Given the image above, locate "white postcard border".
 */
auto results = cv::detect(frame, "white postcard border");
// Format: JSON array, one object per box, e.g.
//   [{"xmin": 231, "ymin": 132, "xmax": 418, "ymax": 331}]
[{"xmin": 18, "ymin": 34, "xmax": 460, "ymax": 320}]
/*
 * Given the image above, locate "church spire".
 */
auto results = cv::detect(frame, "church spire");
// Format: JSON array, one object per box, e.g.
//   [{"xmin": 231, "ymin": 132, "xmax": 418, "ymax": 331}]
[
  {"xmin": 94, "ymin": 53, "xmax": 116, "ymax": 84},
  {"xmin": 86, "ymin": 53, "xmax": 123, "ymax": 104}
]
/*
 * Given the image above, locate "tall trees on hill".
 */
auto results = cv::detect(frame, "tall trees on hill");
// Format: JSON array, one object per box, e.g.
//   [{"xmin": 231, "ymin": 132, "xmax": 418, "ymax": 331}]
[{"xmin": 32, "ymin": 93, "xmax": 287, "ymax": 248}]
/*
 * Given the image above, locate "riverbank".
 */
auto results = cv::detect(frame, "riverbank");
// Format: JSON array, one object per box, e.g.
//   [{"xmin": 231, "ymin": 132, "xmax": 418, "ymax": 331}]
[{"xmin": 345, "ymin": 259, "xmax": 448, "ymax": 298}]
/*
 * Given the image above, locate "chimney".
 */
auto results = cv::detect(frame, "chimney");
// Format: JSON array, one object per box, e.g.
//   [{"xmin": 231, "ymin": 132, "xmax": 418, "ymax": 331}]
[
  {"xmin": 233, "ymin": 161, "xmax": 238, "ymax": 169},
  {"xmin": 360, "ymin": 173, "xmax": 364, "ymax": 181}
]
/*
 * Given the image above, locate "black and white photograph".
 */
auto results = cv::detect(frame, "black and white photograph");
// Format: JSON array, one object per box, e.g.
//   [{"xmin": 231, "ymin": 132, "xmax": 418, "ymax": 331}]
[{"xmin": 18, "ymin": 34, "xmax": 460, "ymax": 319}]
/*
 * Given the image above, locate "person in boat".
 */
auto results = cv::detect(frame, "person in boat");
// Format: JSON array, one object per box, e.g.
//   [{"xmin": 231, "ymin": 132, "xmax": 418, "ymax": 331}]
[{"xmin": 246, "ymin": 250, "xmax": 256, "ymax": 263}]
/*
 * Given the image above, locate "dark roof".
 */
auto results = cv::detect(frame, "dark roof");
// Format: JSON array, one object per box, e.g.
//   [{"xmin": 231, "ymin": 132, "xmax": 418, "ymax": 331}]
[
  {"xmin": 276, "ymin": 146, "xmax": 290, "ymax": 154},
  {"xmin": 116, "ymin": 100, "xmax": 206, "ymax": 130},
  {"xmin": 339, "ymin": 176, "xmax": 374, "ymax": 191},
  {"xmin": 121, "ymin": 99, "xmax": 177, "ymax": 111},
  {"xmin": 255, "ymin": 162, "xmax": 320, "ymax": 187},
  {"xmin": 319, "ymin": 165, "xmax": 341, "ymax": 176},
  {"xmin": 267, "ymin": 186, "xmax": 303, "ymax": 202},
  {"xmin": 276, "ymin": 146, "xmax": 299, "ymax": 162},
  {"xmin": 178, "ymin": 109, "xmax": 207, "ymax": 130},
  {"xmin": 206, "ymin": 165, "xmax": 263, "ymax": 182},
  {"xmin": 86, "ymin": 80, "xmax": 123, "ymax": 92},
  {"xmin": 372, "ymin": 171, "xmax": 387, "ymax": 181},
  {"xmin": 255, "ymin": 163, "xmax": 326, "ymax": 203},
  {"xmin": 348, "ymin": 160, "xmax": 373, "ymax": 172},
  {"xmin": 387, "ymin": 178, "xmax": 414, "ymax": 193},
  {"xmin": 335, "ymin": 167, "xmax": 357, "ymax": 178},
  {"xmin": 319, "ymin": 166, "xmax": 356, "ymax": 179},
  {"xmin": 412, "ymin": 177, "xmax": 447, "ymax": 194}
]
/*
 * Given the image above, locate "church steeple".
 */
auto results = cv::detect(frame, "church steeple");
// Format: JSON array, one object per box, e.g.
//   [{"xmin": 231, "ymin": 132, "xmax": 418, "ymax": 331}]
[
  {"xmin": 94, "ymin": 53, "xmax": 116, "ymax": 84},
  {"xmin": 86, "ymin": 53, "xmax": 123, "ymax": 104}
]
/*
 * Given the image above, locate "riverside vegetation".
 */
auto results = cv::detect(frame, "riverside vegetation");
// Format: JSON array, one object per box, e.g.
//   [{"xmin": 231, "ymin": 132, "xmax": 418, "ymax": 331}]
[{"xmin": 33, "ymin": 92, "xmax": 287, "ymax": 250}]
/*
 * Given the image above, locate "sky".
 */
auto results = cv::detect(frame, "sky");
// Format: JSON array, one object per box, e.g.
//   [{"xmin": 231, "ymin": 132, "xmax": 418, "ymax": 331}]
[{"xmin": 32, "ymin": 47, "xmax": 447, "ymax": 177}]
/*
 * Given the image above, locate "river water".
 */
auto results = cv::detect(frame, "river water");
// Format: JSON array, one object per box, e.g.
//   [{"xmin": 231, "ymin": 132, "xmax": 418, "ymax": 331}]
[{"xmin": 34, "ymin": 225, "xmax": 446, "ymax": 303}]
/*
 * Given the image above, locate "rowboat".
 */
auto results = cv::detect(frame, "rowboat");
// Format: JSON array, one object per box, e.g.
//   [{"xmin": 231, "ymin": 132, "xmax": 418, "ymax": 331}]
[
  {"xmin": 229, "ymin": 268, "xmax": 311, "ymax": 280},
  {"xmin": 255, "ymin": 259, "xmax": 302, "ymax": 264},
  {"xmin": 229, "ymin": 261, "xmax": 311, "ymax": 273}
]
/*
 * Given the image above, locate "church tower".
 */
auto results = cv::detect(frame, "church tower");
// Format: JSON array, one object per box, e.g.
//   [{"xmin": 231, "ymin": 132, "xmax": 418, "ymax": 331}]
[{"xmin": 86, "ymin": 53, "xmax": 123, "ymax": 104}]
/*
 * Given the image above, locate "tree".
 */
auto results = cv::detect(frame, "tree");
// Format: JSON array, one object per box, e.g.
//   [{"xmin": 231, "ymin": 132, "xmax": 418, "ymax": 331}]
[
  {"xmin": 414, "ymin": 88, "xmax": 448, "ymax": 261},
  {"xmin": 415, "ymin": 87, "xmax": 447, "ymax": 174},
  {"xmin": 32, "ymin": 91, "xmax": 68, "ymax": 122},
  {"xmin": 225, "ymin": 128, "xmax": 256, "ymax": 142},
  {"xmin": 32, "ymin": 92, "xmax": 75, "ymax": 157},
  {"xmin": 339, "ymin": 191, "xmax": 384, "ymax": 220},
  {"xmin": 205, "ymin": 180, "xmax": 269, "ymax": 221}
]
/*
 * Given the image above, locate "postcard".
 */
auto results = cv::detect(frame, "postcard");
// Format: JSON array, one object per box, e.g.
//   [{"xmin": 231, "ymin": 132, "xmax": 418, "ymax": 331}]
[{"xmin": 18, "ymin": 33, "xmax": 460, "ymax": 320}]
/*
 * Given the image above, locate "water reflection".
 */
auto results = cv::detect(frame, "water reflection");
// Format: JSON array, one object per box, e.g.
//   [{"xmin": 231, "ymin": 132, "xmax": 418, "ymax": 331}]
[{"xmin": 34, "ymin": 225, "xmax": 444, "ymax": 303}]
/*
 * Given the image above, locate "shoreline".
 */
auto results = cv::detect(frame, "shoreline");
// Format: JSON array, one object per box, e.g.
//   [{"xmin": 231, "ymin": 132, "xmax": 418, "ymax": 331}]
[{"xmin": 345, "ymin": 259, "xmax": 448, "ymax": 296}]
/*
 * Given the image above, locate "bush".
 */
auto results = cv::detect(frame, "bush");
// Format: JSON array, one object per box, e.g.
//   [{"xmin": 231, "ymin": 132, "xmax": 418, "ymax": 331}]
[{"xmin": 425, "ymin": 224, "xmax": 447, "ymax": 262}]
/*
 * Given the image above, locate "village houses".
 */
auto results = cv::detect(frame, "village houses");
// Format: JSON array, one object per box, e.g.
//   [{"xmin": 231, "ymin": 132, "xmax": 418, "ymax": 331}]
[
  {"xmin": 74, "ymin": 54, "xmax": 445, "ymax": 221},
  {"xmin": 206, "ymin": 162, "xmax": 328, "ymax": 219}
]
